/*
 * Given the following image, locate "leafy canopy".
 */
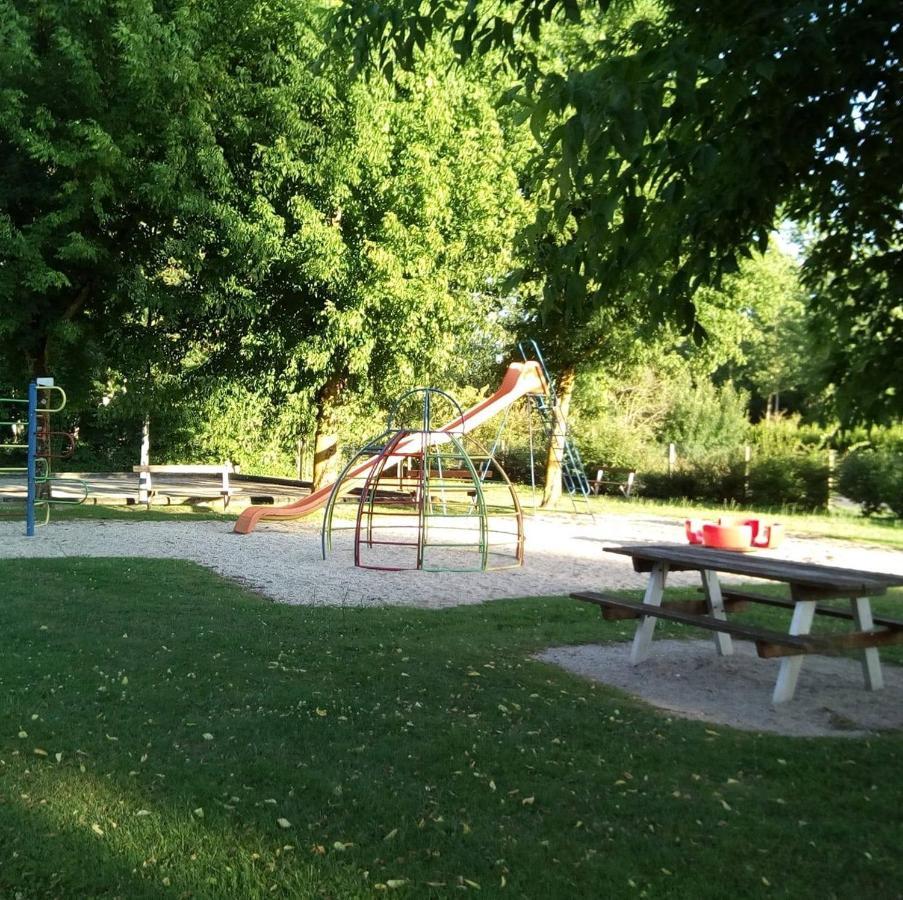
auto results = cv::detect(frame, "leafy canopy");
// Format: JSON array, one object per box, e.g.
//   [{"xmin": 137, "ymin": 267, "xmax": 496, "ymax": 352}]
[{"xmin": 334, "ymin": 0, "xmax": 902, "ymax": 421}]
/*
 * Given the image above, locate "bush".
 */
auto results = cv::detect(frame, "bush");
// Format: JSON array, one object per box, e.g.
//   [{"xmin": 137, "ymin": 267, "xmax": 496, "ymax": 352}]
[
  {"xmin": 659, "ymin": 379, "xmax": 750, "ymax": 461},
  {"xmin": 751, "ymin": 415, "xmax": 825, "ymax": 455},
  {"xmin": 638, "ymin": 452, "xmax": 828, "ymax": 511},
  {"xmin": 838, "ymin": 449, "xmax": 903, "ymax": 517},
  {"xmin": 747, "ymin": 453, "xmax": 828, "ymax": 511},
  {"xmin": 639, "ymin": 460, "xmax": 746, "ymax": 506}
]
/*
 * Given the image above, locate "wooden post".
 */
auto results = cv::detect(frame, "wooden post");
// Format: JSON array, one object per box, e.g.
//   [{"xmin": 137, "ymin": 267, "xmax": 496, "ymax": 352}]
[
  {"xmin": 668, "ymin": 443, "xmax": 676, "ymax": 477},
  {"xmin": 744, "ymin": 444, "xmax": 752, "ymax": 502},
  {"xmin": 827, "ymin": 449, "xmax": 836, "ymax": 511},
  {"xmin": 138, "ymin": 415, "xmax": 151, "ymax": 506},
  {"xmin": 296, "ymin": 437, "xmax": 305, "ymax": 481}
]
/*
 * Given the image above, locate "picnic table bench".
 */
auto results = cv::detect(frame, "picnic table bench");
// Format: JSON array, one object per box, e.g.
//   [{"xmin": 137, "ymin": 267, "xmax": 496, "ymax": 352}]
[
  {"xmin": 133, "ymin": 463, "xmax": 236, "ymax": 509},
  {"xmin": 587, "ymin": 468, "xmax": 638, "ymax": 498},
  {"xmin": 571, "ymin": 543, "xmax": 903, "ymax": 704}
]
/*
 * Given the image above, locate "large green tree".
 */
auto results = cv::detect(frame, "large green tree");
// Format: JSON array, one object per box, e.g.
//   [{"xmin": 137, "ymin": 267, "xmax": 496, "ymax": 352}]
[
  {"xmin": 335, "ymin": 0, "xmax": 902, "ymax": 422},
  {"xmin": 0, "ymin": 0, "xmax": 291, "ymax": 397},
  {"xmin": 182, "ymin": 45, "xmax": 528, "ymax": 485}
]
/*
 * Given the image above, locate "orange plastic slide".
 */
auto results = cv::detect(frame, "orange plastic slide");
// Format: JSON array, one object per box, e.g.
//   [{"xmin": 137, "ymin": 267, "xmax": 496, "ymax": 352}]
[{"xmin": 233, "ymin": 361, "xmax": 548, "ymax": 534}]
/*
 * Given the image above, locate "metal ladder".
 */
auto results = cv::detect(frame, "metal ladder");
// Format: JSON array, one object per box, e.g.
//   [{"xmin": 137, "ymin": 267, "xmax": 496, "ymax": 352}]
[{"xmin": 517, "ymin": 341, "xmax": 593, "ymax": 516}]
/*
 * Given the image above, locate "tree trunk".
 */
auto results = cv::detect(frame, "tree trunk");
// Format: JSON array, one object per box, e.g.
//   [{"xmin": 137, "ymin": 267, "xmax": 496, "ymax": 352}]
[
  {"xmin": 25, "ymin": 282, "xmax": 92, "ymax": 378},
  {"xmin": 312, "ymin": 376, "xmax": 346, "ymax": 491},
  {"xmin": 541, "ymin": 365, "xmax": 577, "ymax": 508}
]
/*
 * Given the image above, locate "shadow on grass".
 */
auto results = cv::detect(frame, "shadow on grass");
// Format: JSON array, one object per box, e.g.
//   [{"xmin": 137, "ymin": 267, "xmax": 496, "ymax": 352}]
[{"xmin": 1, "ymin": 558, "xmax": 901, "ymax": 896}]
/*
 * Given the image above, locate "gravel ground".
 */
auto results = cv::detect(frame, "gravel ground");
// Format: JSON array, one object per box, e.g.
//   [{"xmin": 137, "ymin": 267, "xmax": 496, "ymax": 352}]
[
  {"xmin": 1, "ymin": 512, "xmax": 902, "ymax": 607},
  {"xmin": 538, "ymin": 640, "xmax": 903, "ymax": 738},
  {"xmin": 3, "ymin": 512, "xmax": 901, "ymax": 736}
]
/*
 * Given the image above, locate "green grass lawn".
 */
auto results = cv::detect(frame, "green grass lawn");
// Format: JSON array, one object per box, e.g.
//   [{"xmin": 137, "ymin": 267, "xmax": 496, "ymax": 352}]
[
  {"xmin": 0, "ymin": 500, "xmax": 234, "ymax": 524},
  {"xmin": 1, "ymin": 558, "xmax": 901, "ymax": 897}
]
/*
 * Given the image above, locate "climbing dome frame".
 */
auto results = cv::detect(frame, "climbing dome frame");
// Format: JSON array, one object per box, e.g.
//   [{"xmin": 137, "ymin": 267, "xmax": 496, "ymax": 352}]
[{"xmin": 322, "ymin": 388, "xmax": 524, "ymax": 572}]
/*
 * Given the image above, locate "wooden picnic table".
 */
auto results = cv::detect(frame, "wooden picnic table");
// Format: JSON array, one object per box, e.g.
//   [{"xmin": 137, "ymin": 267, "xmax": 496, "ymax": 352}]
[{"xmin": 571, "ymin": 543, "xmax": 903, "ymax": 704}]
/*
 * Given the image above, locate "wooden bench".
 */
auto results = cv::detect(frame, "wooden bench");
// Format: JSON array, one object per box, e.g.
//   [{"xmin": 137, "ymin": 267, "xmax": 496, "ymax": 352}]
[
  {"xmin": 571, "ymin": 591, "xmax": 814, "ymax": 658},
  {"xmin": 715, "ymin": 588, "xmax": 903, "ymax": 630},
  {"xmin": 132, "ymin": 463, "xmax": 236, "ymax": 509},
  {"xmin": 587, "ymin": 468, "xmax": 637, "ymax": 498},
  {"xmin": 573, "ymin": 590, "xmax": 903, "ymax": 661}
]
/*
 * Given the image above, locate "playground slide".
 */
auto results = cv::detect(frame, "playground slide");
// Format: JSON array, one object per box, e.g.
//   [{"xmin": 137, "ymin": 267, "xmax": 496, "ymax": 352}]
[{"xmin": 233, "ymin": 361, "xmax": 548, "ymax": 534}]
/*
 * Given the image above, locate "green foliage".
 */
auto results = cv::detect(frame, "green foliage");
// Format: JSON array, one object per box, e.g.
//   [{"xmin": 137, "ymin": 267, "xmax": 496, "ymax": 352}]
[
  {"xmin": 839, "ymin": 450, "xmax": 903, "ymax": 518},
  {"xmin": 0, "ymin": 0, "xmax": 290, "ymax": 395},
  {"xmin": 750, "ymin": 415, "xmax": 826, "ymax": 456},
  {"xmin": 659, "ymin": 379, "xmax": 749, "ymax": 462},
  {"xmin": 639, "ymin": 461, "xmax": 744, "ymax": 506},
  {"xmin": 638, "ymin": 452, "xmax": 828, "ymax": 512},
  {"xmin": 337, "ymin": 0, "xmax": 903, "ymax": 423},
  {"xmin": 834, "ymin": 423, "xmax": 903, "ymax": 455},
  {"xmin": 747, "ymin": 453, "xmax": 829, "ymax": 512},
  {"xmin": 710, "ymin": 245, "xmax": 828, "ymax": 419},
  {"xmin": 571, "ymin": 365, "xmax": 674, "ymax": 471}
]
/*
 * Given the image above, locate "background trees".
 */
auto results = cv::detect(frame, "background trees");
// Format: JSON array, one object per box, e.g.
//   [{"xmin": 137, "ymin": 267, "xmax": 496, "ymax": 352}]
[
  {"xmin": 0, "ymin": 0, "xmax": 292, "ymax": 393},
  {"xmin": 335, "ymin": 0, "xmax": 902, "ymax": 423},
  {"xmin": 195, "ymin": 50, "xmax": 529, "ymax": 486},
  {"xmin": 1, "ymin": 0, "xmax": 899, "ymax": 515}
]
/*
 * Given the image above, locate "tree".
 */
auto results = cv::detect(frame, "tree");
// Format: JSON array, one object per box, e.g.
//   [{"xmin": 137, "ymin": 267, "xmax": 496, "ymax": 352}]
[
  {"xmin": 712, "ymin": 246, "xmax": 826, "ymax": 421},
  {"xmin": 0, "ymin": 0, "xmax": 293, "ymax": 399},
  {"xmin": 200, "ymin": 50, "xmax": 529, "ymax": 486},
  {"xmin": 334, "ymin": 0, "xmax": 902, "ymax": 422}
]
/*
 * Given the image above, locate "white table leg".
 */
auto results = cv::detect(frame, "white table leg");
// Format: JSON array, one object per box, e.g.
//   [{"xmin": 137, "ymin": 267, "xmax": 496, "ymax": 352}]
[
  {"xmin": 630, "ymin": 563, "xmax": 668, "ymax": 665},
  {"xmin": 850, "ymin": 597, "xmax": 884, "ymax": 691},
  {"xmin": 700, "ymin": 570, "xmax": 733, "ymax": 656},
  {"xmin": 772, "ymin": 600, "xmax": 817, "ymax": 704}
]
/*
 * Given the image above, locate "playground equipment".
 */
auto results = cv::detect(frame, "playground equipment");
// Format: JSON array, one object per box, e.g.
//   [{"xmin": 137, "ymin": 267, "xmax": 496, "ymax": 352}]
[
  {"xmin": 235, "ymin": 359, "xmax": 545, "ymax": 534},
  {"xmin": 516, "ymin": 340, "xmax": 593, "ymax": 514},
  {"xmin": 233, "ymin": 348, "xmax": 593, "ymax": 535},
  {"xmin": 321, "ymin": 388, "xmax": 523, "ymax": 571},
  {"xmin": 0, "ymin": 379, "xmax": 86, "ymax": 535}
]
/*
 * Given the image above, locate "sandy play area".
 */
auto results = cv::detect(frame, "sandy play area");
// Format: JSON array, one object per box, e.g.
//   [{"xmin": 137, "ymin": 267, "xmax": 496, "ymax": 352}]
[
  {"xmin": 2, "ymin": 511, "xmax": 902, "ymax": 737},
  {"xmin": 538, "ymin": 640, "xmax": 903, "ymax": 738}
]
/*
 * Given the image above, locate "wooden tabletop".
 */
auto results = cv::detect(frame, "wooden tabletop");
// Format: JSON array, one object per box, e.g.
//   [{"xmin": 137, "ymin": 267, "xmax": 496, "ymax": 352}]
[{"xmin": 606, "ymin": 543, "xmax": 903, "ymax": 594}]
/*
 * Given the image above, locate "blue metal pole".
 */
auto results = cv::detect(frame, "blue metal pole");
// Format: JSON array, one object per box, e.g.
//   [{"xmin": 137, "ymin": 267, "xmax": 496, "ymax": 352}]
[{"xmin": 26, "ymin": 380, "xmax": 37, "ymax": 537}]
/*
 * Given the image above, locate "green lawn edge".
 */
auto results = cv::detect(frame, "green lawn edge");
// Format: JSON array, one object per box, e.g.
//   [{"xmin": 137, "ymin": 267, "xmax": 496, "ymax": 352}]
[{"xmin": 1, "ymin": 557, "xmax": 901, "ymax": 897}]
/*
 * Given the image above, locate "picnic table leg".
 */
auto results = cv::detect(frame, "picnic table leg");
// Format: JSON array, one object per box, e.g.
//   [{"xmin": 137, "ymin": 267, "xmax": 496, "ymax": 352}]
[
  {"xmin": 772, "ymin": 600, "xmax": 816, "ymax": 704},
  {"xmin": 700, "ymin": 570, "xmax": 733, "ymax": 656},
  {"xmin": 850, "ymin": 597, "xmax": 884, "ymax": 691},
  {"xmin": 630, "ymin": 563, "xmax": 668, "ymax": 665}
]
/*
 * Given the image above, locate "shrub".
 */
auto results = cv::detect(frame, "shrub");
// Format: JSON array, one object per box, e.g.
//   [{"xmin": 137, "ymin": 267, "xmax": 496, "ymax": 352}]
[
  {"xmin": 747, "ymin": 453, "xmax": 828, "ymax": 511},
  {"xmin": 659, "ymin": 379, "xmax": 750, "ymax": 461},
  {"xmin": 838, "ymin": 449, "xmax": 903, "ymax": 517},
  {"xmin": 751, "ymin": 415, "xmax": 826, "ymax": 455},
  {"xmin": 638, "ymin": 460, "xmax": 746, "ymax": 505},
  {"xmin": 638, "ymin": 452, "xmax": 828, "ymax": 511}
]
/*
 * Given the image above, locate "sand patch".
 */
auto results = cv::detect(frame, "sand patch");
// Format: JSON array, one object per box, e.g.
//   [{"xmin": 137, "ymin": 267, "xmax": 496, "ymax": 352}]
[{"xmin": 538, "ymin": 640, "xmax": 903, "ymax": 738}]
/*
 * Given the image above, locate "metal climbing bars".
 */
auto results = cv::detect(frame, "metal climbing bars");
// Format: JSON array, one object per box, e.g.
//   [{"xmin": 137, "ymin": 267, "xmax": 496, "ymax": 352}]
[
  {"xmin": 517, "ymin": 340, "xmax": 593, "ymax": 517},
  {"xmin": 322, "ymin": 388, "xmax": 524, "ymax": 572},
  {"xmin": 0, "ymin": 379, "xmax": 85, "ymax": 535}
]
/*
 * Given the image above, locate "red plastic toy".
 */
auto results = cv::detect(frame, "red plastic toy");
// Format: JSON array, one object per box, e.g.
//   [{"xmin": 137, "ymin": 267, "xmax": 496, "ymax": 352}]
[{"xmin": 685, "ymin": 517, "xmax": 784, "ymax": 551}]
